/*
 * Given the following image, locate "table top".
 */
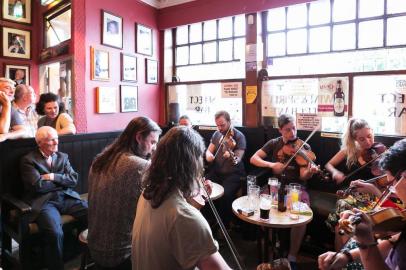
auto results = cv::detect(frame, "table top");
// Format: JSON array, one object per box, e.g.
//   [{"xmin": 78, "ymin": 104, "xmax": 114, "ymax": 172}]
[
  {"xmin": 232, "ymin": 196, "xmax": 313, "ymax": 228},
  {"xmin": 210, "ymin": 182, "xmax": 224, "ymax": 200}
]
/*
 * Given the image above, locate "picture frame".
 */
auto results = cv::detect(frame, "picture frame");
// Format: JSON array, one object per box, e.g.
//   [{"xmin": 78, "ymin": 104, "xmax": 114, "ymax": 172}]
[
  {"xmin": 101, "ymin": 10, "xmax": 123, "ymax": 49},
  {"xmin": 121, "ymin": 53, "xmax": 137, "ymax": 82},
  {"xmin": 146, "ymin": 59, "xmax": 158, "ymax": 84},
  {"xmin": 136, "ymin": 23, "xmax": 153, "ymax": 56},
  {"xmin": 4, "ymin": 64, "xmax": 29, "ymax": 85},
  {"xmin": 120, "ymin": 85, "xmax": 138, "ymax": 112},
  {"xmin": 91, "ymin": 47, "xmax": 110, "ymax": 81},
  {"xmin": 2, "ymin": 0, "xmax": 31, "ymax": 24},
  {"xmin": 96, "ymin": 86, "xmax": 117, "ymax": 113},
  {"xmin": 2, "ymin": 27, "xmax": 31, "ymax": 59}
]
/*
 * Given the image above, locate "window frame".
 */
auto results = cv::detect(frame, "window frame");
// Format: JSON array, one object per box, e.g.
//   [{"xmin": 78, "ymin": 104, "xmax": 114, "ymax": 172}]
[{"xmin": 43, "ymin": 2, "xmax": 72, "ymax": 49}]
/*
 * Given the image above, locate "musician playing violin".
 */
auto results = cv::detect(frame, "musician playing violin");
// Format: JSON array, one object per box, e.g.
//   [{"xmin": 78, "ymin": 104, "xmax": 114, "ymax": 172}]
[
  {"xmin": 206, "ymin": 110, "xmax": 246, "ymax": 230},
  {"xmin": 325, "ymin": 118, "xmax": 387, "ymax": 252},
  {"xmin": 319, "ymin": 139, "xmax": 406, "ymax": 270},
  {"xmin": 250, "ymin": 114, "xmax": 318, "ymax": 269}
]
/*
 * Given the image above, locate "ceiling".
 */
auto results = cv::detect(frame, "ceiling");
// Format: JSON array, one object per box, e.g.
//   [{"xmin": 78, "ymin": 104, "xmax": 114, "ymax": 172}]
[{"xmin": 140, "ymin": 0, "xmax": 196, "ymax": 9}]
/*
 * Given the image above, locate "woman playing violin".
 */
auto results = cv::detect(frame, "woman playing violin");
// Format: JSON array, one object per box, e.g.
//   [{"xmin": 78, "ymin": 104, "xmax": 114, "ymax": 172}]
[
  {"xmin": 326, "ymin": 118, "xmax": 387, "ymax": 251},
  {"xmin": 250, "ymin": 114, "xmax": 318, "ymax": 269},
  {"xmin": 319, "ymin": 139, "xmax": 406, "ymax": 270}
]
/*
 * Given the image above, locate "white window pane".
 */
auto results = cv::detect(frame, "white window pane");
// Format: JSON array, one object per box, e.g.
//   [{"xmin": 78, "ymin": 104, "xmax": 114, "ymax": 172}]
[
  {"xmin": 190, "ymin": 23, "xmax": 202, "ymax": 43},
  {"xmin": 287, "ymin": 29, "xmax": 307, "ymax": 54},
  {"xmin": 358, "ymin": 20, "xmax": 383, "ymax": 48},
  {"xmin": 219, "ymin": 17, "xmax": 233, "ymax": 38},
  {"xmin": 203, "ymin": 20, "xmax": 217, "ymax": 41},
  {"xmin": 359, "ymin": 0, "xmax": 384, "ymax": 18},
  {"xmin": 234, "ymin": 37, "xmax": 245, "ymax": 60},
  {"xmin": 219, "ymin": 40, "xmax": 233, "ymax": 61},
  {"xmin": 267, "ymin": 7, "xmax": 286, "ymax": 31},
  {"xmin": 234, "ymin": 15, "xmax": 245, "ymax": 36},
  {"xmin": 46, "ymin": 9, "xmax": 71, "ymax": 48},
  {"xmin": 267, "ymin": 32, "xmax": 286, "ymax": 56},
  {"xmin": 387, "ymin": 16, "xmax": 406, "ymax": 46},
  {"xmin": 309, "ymin": 26, "xmax": 330, "ymax": 52},
  {"xmin": 309, "ymin": 0, "xmax": 331, "ymax": 25},
  {"xmin": 387, "ymin": 0, "xmax": 406, "ymax": 14},
  {"xmin": 333, "ymin": 0, "xmax": 356, "ymax": 22},
  {"xmin": 332, "ymin": 23, "xmax": 355, "ymax": 50},
  {"xmin": 287, "ymin": 4, "xmax": 307, "ymax": 29},
  {"xmin": 176, "ymin": 46, "xmax": 189, "ymax": 65},
  {"xmin": 190, "ymin": 44, "xmax": 202, "ymax": 64},
  {"xmin": 203, "ymin": 42, "xmax": 217, "ymax": 62},
  {"xmin": 177, "ymin": 25, "xmax": 188, "ymax": 45}
]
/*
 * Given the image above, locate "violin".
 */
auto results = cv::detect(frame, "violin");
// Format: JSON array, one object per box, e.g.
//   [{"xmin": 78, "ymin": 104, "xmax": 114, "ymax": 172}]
[
  {"xmin": 277, "ymin": 138, "xmax": 331, "ymax": 181},
  {"xmin": 188, "ymin": 179, "xmax": 213, "ymax": 210},
  {"xmin": 214, "ymin": 126, "xmax": 239, "ymax": 165},
  {"xmin": 361, "ymin": 142, "xmax": 387, "ymax": 177}
]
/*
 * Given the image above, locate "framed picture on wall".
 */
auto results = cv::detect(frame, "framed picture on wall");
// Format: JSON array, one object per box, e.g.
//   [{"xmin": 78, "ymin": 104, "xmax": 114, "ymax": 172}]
[
  {"xmin": 146, "ymin": 59, "xmax": 158, "ymax": 84},
  {"xmin": 120, "ymin": 85, "xmax": 138, "ymax": 112},
  {"xmin": 101, "ymin": 10, "xmax": 123, "ymax": 49},
  {"xmin": 91, "ymin": 47, "xmax": 110, "ymax": 81},
  {"xmin": 136, "ymin": 23, "xmax": 152, "ymax": 56},
  {"xmin": 121, "ymin": 53, "xmax": 137, "ymax": 82},
  {"xmin": 2, "ymin": 27, "xmax": 31, "ymax": 59},
  {"xmin": 2, "ymin": 0, "xmax": 31, "ymax": 24},
  {"xmin": 4, "ymin": 64, "xmax": 29, "ymax": 85},
  {"xmin": 96, "ymin": 86, "xmax": 117, "ymax": 113}
]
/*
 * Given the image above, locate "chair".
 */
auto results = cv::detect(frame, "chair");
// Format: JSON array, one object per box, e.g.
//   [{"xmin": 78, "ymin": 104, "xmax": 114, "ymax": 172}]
[{"xmin": 0, "ymin": 138, "xmax": 87, "ymax": 269}]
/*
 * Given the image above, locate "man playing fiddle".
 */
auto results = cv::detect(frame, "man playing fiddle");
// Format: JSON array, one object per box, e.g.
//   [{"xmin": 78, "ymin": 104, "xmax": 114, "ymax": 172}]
[
  {"xmin": 250, "ymin": 114, "xmax": 318, "ymax": 270},
  {"xmin": 206, "ymin": 110, "xmax": 246, "ymax": 230},
  {"xmin": 319, "ymin": 138, "xmax": 406, "ymax": 270}
]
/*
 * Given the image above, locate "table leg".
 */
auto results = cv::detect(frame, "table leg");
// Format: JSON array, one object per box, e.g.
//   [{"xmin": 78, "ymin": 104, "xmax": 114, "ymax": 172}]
[{"xmin": 257, "ymin": 226, "xmax": 271, "ymax": 263}]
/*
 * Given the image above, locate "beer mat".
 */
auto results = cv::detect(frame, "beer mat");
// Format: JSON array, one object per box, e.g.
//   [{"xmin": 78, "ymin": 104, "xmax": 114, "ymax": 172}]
[{"xmin": 290, "ymin": 202, "xmax": 312, "ymax": 216}]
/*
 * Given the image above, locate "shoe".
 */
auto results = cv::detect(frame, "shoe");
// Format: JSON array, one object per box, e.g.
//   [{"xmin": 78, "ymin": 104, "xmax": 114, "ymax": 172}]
[{"xmin": 289, "ymin": 261, "xmax": 298, "ymax": 270}]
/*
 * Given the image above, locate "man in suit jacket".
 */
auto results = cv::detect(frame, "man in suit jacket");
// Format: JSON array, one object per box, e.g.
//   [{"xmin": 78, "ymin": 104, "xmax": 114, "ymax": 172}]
[{"xmin": 20, "ymin": 126, "xmax": 88, "ymax": 270}]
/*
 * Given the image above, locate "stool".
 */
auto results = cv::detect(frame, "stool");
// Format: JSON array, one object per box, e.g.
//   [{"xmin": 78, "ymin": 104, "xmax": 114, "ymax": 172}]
[{"xmin": 79, "ymin": 229, "xmax": 94, "ymax": 270}]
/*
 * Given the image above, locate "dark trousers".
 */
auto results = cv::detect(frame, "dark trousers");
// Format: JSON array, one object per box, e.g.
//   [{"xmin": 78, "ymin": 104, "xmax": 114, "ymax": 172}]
[
  {"xmin": 96, "ymin": 257, "xmax": 132, "ymax": 270},
  {"xmin": 36, "ymin": 192, "xmax": 88, "ymax": 270},
  {"xmin": 207, "ymin": 171, "xmax": 244, "ymax": 228}
]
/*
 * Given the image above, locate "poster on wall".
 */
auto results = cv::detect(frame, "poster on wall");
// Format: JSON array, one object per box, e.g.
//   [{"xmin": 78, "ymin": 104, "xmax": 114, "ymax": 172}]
[
  {"xmin": 318, "ymin": 77, "xmax": 349, "ymax": 117},
  {"xmin": 353, "ymin": 75, "xmax": 406, "ymax": 136}
]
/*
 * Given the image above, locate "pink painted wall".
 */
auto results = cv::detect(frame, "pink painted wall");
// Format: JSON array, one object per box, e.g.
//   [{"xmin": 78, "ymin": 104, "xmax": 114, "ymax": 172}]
[
  {"xmin": 158, "ymin": 0, "xmax": 313, "ymax": 29},
  {"xmin": 82, "ymin": 0, "xmax": 160, "ymax": 132}
]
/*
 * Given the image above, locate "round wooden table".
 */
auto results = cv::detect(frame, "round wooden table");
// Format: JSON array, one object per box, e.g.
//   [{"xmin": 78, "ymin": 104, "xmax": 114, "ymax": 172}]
[
  {"xmin": 232, "ymin": 196, "xmax": 313, "ymax": 262},
  {"xmin": 210, "ymin": 182, "xmax": 224, "ymax": 200}
]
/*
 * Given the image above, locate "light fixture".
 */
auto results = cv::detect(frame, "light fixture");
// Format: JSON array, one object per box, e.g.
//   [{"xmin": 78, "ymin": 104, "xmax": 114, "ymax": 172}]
[{"xmin": 41, "ymin": 0, "xmax": 58, "ymax": 6}]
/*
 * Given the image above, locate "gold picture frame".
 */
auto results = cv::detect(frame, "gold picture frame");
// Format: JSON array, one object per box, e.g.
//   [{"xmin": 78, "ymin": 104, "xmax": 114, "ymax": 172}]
[
  {"xmin": 2, "ymin": 0, "xmax": 31, "ymax": 24},
  {"xmin": 91, "ymin": 47, "xmax": 110, "ymax": 81},
  {"xmin": 2, "ymin": 27, "xmax": 31, "ymax": 59}
]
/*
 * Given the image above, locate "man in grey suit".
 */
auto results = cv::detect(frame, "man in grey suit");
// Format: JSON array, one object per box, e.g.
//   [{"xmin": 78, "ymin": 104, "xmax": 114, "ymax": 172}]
[{"xmin": 20, "ymin": 126, "xmax": 88, "ymax": 270}]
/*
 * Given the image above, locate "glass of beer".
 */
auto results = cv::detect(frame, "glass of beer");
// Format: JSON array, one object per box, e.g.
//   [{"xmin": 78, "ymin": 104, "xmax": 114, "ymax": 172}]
[{"xmin": 259, "ymin": 194, "xmax": 272, "ymax": 220}]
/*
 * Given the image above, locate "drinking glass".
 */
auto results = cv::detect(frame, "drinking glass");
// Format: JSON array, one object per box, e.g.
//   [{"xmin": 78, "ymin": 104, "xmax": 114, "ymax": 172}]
[
  {"xmin": 268, "ymin": 178, "xmax": 280, "ymax": 206},
  {"xmin": 259, "ymin": 194, "xmax": 272, "ymax": 220},
  {"xmin": 247, "ymin": 175, "xmax": 257, "ymax": 192},
  {"xmin": 289, "ymin": 184, "xmax": 301, "ymax": 212},
  {"xmin": 247, "ymin": 185, "xmax": 260, "ymax": 212}
]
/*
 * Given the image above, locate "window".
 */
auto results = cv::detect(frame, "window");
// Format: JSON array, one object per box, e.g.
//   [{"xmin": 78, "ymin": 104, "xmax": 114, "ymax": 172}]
[
  {"xmin": 266, "ymin": 0, "xmax": 406, "ymax": 58},
  {"xmin": 174, "ymin": 15, "xmax": 246, "ymax": 67},
  {"xmin": 44, "ymin": 3, "xmax": 71, "ymax": 48}
]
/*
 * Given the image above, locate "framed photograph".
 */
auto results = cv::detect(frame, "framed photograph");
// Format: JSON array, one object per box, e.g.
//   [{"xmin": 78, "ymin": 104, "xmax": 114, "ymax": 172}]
[
  {"xmin": 91, "ymin": 47, "xmax": 110, "ymax": 81},
  {"xmin": 96, "ymin": 86, "xmax": 117, "ymax": 113},
  {"xmin": 136, "ymin": 23, "xmax": 152, "ymax": 56},
  {"xmin": 101, "ymin": 10, "xmax": 123, "ymax": 49},
  {"xmin": 2, "ymin": 0, "xmax": 31, "ymax": 24},
  {"xmin": 146, "ymin": 59, "xmax": 158, "ymax": 84},
  {"xmin": 2, "ymin": 27, "xmax": 31, "ymax": 59},
  {"xmin": 4, "ymin": 64, "xmax": 29, "ymax": 85},
  {"xmin": 120, "ymin": 85, "xmax": 138, "ymax": 112},
  {"xmin": 121, "ymin": 53, "xmax": 137, "ymax": 82}
]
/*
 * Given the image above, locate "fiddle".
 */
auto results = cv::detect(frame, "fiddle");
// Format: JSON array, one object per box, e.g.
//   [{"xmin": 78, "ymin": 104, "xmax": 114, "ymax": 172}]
[
  {"xmin": 361, "ymin": 142, "xmax": 387, "ymax": 178},
  {"xmin": 187, "ymin": 179, "xmax": 213, "ymax": 210},
  {"xmin": 277, "ymin": 138, "xmax": 331, "ymax": 181},
  {"xmin": 213, "ymin": 126, "xmax": 239, "ymax": 165}
]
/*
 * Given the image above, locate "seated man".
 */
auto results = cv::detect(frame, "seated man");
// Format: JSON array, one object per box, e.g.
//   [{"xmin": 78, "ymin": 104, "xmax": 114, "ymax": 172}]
[
  {"xmin": 178, "ymin": 114, "xmax": 192, "ymax": 127},
  {"xmin": 20, "ymin": 126, "xmax": 88, "ymax": 270},
  {"xmin": 0, "ymin": 77, "xmax": 25, "ymax": 142}
]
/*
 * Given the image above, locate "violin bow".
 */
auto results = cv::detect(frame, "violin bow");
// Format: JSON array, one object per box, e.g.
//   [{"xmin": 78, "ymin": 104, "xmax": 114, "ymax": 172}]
[
  {"xmin": 212, "ymin": 126, "xmax": 232, "ymax": 161},
  {"xmin": 282, "ymin": 127, "xmax": 318, "ymax": 172},
  {"xmin": 373, "ymin": 174, "xmax": 405, "ymax": 210},
  {"xmin": 199, "ymin": 177, "xmax": 245, "ymax": 270}
]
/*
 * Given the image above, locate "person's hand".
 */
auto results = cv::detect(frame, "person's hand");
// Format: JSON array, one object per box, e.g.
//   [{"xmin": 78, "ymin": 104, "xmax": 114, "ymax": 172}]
[
  {"xmin": 333, "ymin": 171, "xmax": 346, "ymax": 184},
  {"xmin": 203, "ymin": 179, "xmax": 213, "ymax": 196},
  {"xmin": 0, "ymin": 92, "xmax": 10, "ymax": 106},
  {"xmin": 256, "ymin": 263, "xmax": 272, "ymax": 270},
  {"xmin": 350, "ymin": 180, "xmax": 380, "ymax": 195},
  {"xmin": 41, "ymin": 173, "xmax": 54, "ymax": 181},
  {"xmin": 0, "ymin": 134, "xmax": 7, "ymax": 142},
  {"xmin": 223, "ymin": 150, "xmax": 231, "ymax": 159},
  {"xmin": 271, "ymin": 162, "xmax": 285, "ymax": 174},
  {"xmin": 206, "ymin": 152, "xmax": 215, "ymax": 163},
  {"xmin": 318, "ymin": 251, "xmax": 348, "ymax": 270},
  {"xmin": 308, "ymin": 163, "xmax": 319, "ymax": 174},
  {"xmin": 340, "ymin": 209, "xmax": 375, "ymax": 245}
]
